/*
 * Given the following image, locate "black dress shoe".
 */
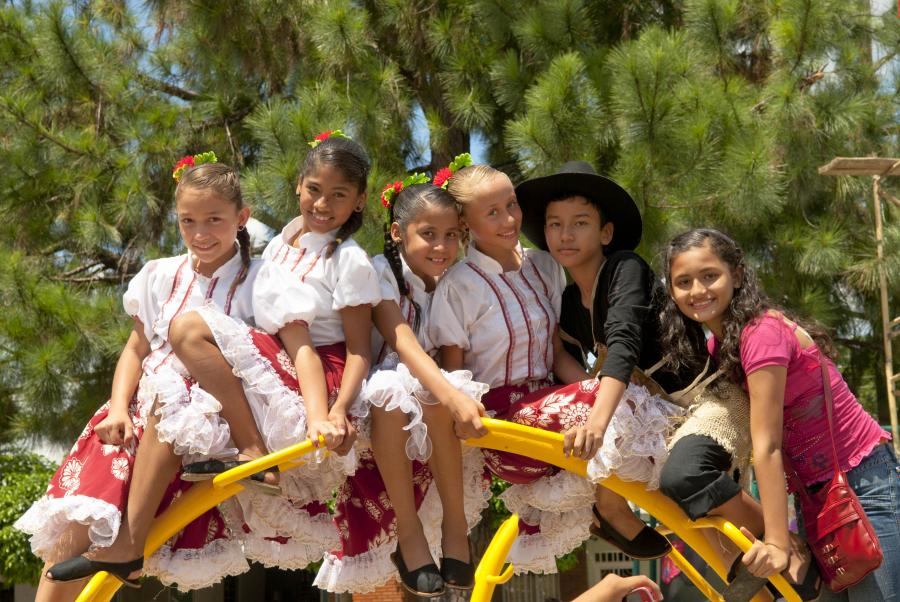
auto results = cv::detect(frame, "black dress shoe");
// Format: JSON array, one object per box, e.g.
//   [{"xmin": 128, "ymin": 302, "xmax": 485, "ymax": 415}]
[
  {"xmin": 46, "ymin": 555, "xmax": 143, "ymax": 588},
  {"xmin": 441, "ymin": 556, "xmax": 475, "ymax": 590},
  {"xmin": 391, "ymin": 546, "xmax": 445, "ymax": 597},
  {"xmin": 589, "ymin": 504, "xmax": 671, "ymax": 560}
]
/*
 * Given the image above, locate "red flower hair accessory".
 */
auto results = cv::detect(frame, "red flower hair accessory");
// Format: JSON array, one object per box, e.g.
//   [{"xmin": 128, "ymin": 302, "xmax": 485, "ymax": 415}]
[
  {"xmin": 172, "ymin": 151, "xmax": 218, "ymax": 182},
  {"xmin": 433, "ymin": 153, "xmax": 472, "ymax": 189},
  {"xmin": 380, "ymin": 173, "xmax": 430, "ymax": 210},
  {"xmin": 308, "ymin": 129, "xmax": 350, "ymax": 148}
]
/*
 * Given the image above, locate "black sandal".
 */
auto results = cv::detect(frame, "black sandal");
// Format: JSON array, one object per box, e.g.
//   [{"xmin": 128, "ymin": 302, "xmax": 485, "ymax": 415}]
[
  {"xmin": 589, "ymin": 504, "xmax": 671, "ymax": 560},
  {"xmin": 391, "ymin": 546, "xmax": 444, "ymax": 597},
  {"xmin": 181, "ymin": 459, "xmax": 281, "ymax": 495},
  {"xmin": 724, "ymin": 554, "xmax": 769, "ymax": 602},
  {"xmin": 45, "ymin": 555, "xmax": 143, "ymax": 588}
]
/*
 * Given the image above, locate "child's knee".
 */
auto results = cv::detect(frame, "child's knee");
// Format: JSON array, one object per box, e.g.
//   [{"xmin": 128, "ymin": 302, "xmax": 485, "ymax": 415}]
[{"xmin": 168, "ymin": 311, "xmax": 207, "ymax": 349}]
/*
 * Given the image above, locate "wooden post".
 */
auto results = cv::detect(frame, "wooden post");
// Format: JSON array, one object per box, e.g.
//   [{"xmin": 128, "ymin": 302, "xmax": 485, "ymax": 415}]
[
  {"xmin": 819, "ymin": 157, "xmax": 900, "ymax": 452},
  {"xmin": 873, "ymin": 175, "xmax": 900, "ymax": 455}
]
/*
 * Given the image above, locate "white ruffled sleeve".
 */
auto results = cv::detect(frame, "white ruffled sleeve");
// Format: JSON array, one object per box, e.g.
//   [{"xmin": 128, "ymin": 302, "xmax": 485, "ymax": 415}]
[
  {"xmin": 331, "ymin": 243, "xmax": 381, "ymax": 310},
  {"xmin": 371, "ymin": 254, "xmax": 401, "ymax": 305},
  {"xmin": 123, "ymin": 260, "xmax": 161, "ymax": 341},
  {"xmin": 428, "ymin": 267, "xmax": 472, "ymax": 351},
  {"xmin": 252, "ymin": 262, "xmax": 317, "ymax": 334}
]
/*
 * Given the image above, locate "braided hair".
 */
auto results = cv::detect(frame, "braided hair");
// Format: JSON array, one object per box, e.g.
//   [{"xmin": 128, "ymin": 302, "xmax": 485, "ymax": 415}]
[
  {"xmin": 299, "ymin": 136, "xmax": 370, "ymax": 258},
  {"xmin": 385, "ymin": 183, "xmax": 458, "ymax": 333},
  {"xmin": 175, "ymin": 163, "xmax": 251, "ymax": 298}
]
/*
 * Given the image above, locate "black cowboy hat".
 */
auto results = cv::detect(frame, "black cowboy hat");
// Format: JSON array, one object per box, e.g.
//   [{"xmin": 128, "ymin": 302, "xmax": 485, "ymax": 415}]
[{"xmin": 517, "ymin": 161, "xmax": 642, "ymax": 253}]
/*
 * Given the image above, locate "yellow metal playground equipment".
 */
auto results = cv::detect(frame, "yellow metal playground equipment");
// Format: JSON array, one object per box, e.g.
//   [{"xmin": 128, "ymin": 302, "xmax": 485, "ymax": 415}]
[{"xmin": 75, "ymin": 418, "xmax": 799, "ymax": 602}]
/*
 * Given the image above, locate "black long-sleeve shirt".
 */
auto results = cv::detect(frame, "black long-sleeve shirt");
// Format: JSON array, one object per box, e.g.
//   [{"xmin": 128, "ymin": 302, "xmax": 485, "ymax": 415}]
[{"xmin": 558, "ymin": 251, "xmax": 688, "ymax": 394}]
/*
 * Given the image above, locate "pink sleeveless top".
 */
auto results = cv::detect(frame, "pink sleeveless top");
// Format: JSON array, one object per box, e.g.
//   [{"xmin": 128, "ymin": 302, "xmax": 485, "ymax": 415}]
[{"xmin": 709, "ymin": 314, "xmax": 889, "ymax": 488}]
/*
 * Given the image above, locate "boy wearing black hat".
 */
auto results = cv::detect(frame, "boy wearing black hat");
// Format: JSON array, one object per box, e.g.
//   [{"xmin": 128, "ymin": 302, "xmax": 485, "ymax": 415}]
[{"xmin": 517, "ymin": 161, "xmax": 685, "ymax": 560}]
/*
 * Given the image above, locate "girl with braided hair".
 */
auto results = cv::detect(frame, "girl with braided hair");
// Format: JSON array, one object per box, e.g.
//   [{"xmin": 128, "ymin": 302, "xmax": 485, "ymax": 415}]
[
  {"xmin": 316, "ymin": 180, "xmax": 490, "ymax": 597},
  {"xmin": 159, "ymin": 133, "xmax": 382, "ymax": 571},
  {"xmin": 20, "ymin": 159, "xmax": 321, "ymax": 595}
]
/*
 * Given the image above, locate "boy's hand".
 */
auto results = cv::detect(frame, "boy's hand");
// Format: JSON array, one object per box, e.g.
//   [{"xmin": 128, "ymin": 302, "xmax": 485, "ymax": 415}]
[{"xmin": 94, "ymin": 408, "xmax": 135, "ymax": 446}]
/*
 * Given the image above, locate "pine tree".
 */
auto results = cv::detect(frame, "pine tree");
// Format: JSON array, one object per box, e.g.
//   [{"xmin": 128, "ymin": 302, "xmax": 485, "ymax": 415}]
[{"xmin": 1, "ymin": 0, "xmax": 897, "ymax": 442}]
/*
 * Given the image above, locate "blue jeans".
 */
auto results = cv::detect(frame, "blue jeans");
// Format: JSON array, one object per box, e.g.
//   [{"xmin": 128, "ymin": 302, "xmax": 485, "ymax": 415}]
[{"xmin": 817, "ymin": 443, "xmax": 900, "ymax": 601}]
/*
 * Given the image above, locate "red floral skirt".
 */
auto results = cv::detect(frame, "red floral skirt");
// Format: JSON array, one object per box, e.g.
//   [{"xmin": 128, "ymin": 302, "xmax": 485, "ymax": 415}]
[
  {"xmin": 197, "ymin": 306, "xmax": 359, "ymax": 570},
  {"xmin": 15, "ymin": 392, "xmax": 248, "ymax": 592}
]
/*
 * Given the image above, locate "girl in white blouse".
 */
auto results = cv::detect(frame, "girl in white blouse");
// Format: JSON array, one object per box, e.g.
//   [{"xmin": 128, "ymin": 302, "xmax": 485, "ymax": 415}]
[
  {"xmin": 315, "ymin": 182, "xmax": 490, "ymax": 597},
  {"xmin": 163, "ymin": 134, "xmax": 383, "ymax": 570},
  {"xmin": 23, "ymin": 162, "xmax": 320, "ymax": 595},
  {"xmin": 431, "ymin": 165, "xmax": 675, "ymax": 574}
]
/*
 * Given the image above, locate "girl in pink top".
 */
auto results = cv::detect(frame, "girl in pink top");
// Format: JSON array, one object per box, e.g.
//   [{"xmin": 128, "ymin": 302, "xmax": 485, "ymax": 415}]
[{"xmin": 658, "ymin": 228, "xmax": 898, "ymax": 601}]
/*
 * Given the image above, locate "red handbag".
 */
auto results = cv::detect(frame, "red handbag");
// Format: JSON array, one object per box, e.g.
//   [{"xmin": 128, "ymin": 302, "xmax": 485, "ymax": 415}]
[{"xmin": 784, "ymin": 356, "xmax": 883, "ymax": 592}]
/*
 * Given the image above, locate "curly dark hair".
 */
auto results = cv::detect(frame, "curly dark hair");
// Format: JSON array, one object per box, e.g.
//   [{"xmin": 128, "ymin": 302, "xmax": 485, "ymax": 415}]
[{"xmin": 659, "ymin": 228, "xmax": 835, "ymax": 384}]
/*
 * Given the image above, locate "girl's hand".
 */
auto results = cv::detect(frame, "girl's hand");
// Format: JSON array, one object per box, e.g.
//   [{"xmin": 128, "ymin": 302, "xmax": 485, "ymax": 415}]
[
  {"xmin": 563, "ymin": 406, "xmax": 607, "ymax": 460},
  {"xmin": 308, "ymin": 419, "xmax": 344, "ymax": 451},
  {"xmin": 446, "ymin": 393, "xmax": 488, "ymax": 440},
  {"xmin": 740, "ymin": 527, "xmax": 790, "ymax": 577},
  {"xmin": 327, "ymin": 411, "xmax": 357, "ymax": 456},
  {"xmin": 94, "ymin": 408, "xmax": 135, "ymax": 446}
]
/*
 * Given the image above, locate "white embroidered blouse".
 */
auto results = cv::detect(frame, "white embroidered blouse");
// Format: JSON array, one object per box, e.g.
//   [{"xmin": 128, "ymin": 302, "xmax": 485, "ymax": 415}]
[
  {"xmin": 429, "ymin": 243, "xmax": 566, "ymax": 389},
  {"xmin": 262, "ymin": 217, "xmax": 381, "ymax": 346},
  {"xmin": 123, "ymin": 248, "xmax": 315, "ymax": 374},
  {"xmin": 370, "ymin": 253, "xmax": 436, "ymax": 362}
]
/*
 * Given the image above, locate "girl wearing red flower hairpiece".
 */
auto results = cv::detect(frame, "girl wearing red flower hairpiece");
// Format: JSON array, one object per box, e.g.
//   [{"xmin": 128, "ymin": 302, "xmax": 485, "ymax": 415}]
[
  {"xmin": 316, "ymin": 180, "xmax": 490, "ymax": 597},
  {"xmin": 19, "ymin": 161, "xmax": 326, "ymax": 595},
  {"xmin": 152, "ymin": 133, "xmax": 382, "ymax": 571}
]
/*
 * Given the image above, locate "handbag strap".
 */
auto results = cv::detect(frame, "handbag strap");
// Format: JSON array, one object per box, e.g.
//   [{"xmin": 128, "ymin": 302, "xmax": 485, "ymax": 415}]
[{"xmin": 784, "ymin": 353, "xmax": 840, "ymax": 497}]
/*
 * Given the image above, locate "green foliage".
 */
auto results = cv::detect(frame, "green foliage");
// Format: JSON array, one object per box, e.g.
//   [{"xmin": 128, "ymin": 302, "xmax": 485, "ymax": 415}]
[
  {"xmin": 1, "ymin": 0, "xmax": 898, "ymax": 572},
  {"xmin": 0, "ymin": 450, "xmax": 57, "ymax": 585}
]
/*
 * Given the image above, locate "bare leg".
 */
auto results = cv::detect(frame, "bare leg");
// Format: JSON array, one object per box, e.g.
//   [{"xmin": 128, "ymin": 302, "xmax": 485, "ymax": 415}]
[
  {"xmin": 421, "ymin": 403, "xmax": 469, "ymax": 563},
  {"xmin": 87, "ymin": 413, "xmax": 180, "ymax": 570},
  {"xmin": 169, "ymin": 312, "xmax": 275, "ymax": 483},
  {"xmin": 371, "ymin": 405, "xmax": 433, "ymax": 570},
  {"xmin": 35, "ymin": 525, "xmax": 93, "ymax": 602},
  {"xmin": 594, "ymin": 485, "xmax": 648, "ymax": 540}
]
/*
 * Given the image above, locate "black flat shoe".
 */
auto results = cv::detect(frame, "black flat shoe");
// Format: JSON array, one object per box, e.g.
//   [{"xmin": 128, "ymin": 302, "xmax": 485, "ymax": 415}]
[
  {"xmin": 391, "ymin": 546, "xmax": 445, "ymax": 597},
  {"xmin": 441, "ymin": 556, "xmax": 475, "ymax": 590},
  {"xmin": 46, "ymin": 555, "xmax": 143, "ymax": 588},
  {"xmin": 181, "ymin": 459, "xmax": 281, "ymax": 495},
  {"xmin": 724, "ymin": 554, "xmax": 769, "ymax": 602},
  {"xmin": 589, "ymin": 504, "xmax": 671, "ymax": 560}
]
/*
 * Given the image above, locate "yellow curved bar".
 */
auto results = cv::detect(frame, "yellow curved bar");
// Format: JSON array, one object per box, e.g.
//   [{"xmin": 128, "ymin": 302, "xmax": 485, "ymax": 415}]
[
  {"xmin": 466, "ymin": 418, "xmax": 799, "ymax": 602},
  {"xmin": 698, "ymin": 517, "xmax": 801, "ymax": 602},
  {"xmin": 471, "ymin": 514, "xmax": 519, "ymax": 602},
  {"xmin": 76, "ymin": 438, "xmax": 323, "ymax": 602}
]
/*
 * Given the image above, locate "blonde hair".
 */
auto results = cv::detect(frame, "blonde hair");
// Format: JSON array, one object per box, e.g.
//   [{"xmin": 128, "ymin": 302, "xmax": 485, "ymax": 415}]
[{"xmin": 446, "ymin": 164, "xmax": 504, "ymax": 214}]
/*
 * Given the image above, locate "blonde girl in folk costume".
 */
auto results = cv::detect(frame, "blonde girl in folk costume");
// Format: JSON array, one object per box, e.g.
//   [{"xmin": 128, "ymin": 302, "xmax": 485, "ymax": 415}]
[
  {"xmin": 17, "ymin": 157, "xmax": 318, "ymax": 595},
  {"xmin": 316, "ymin": 163, "xmax": 491, "ymax": 597},
  {"xmin": 431, "ymin": 164, "xmax": 676, "ymax": 573},
  {"xmin": 171, "ymin": 131, "xmax": 382, "ymax": 568}
]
